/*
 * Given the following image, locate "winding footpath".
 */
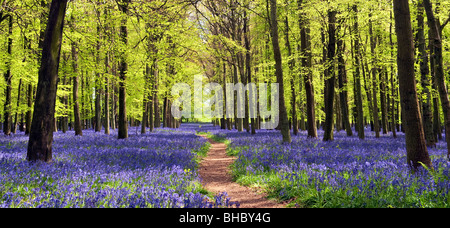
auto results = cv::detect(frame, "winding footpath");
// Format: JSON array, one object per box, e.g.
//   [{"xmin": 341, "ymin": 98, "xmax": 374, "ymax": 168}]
[{"xmin": 198, "ymin": 135, "xmax": 285, "ymax": 208}]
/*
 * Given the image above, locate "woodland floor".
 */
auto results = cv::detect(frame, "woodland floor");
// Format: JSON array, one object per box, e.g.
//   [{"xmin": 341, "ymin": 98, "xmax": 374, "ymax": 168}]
[{"xmin": 198, "ymin": 135, "xmax": 285, "ymax": 208}]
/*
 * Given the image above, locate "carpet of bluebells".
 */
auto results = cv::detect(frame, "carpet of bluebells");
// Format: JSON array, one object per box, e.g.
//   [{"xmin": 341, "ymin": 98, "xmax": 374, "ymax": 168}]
[
  {"xmin": 0, "ymin": 125, "xmax": 234, "ymax": 208},
  {"xmin": 3, "ymin": 123, "xmax": 450, "ymax": 208},
  {"xmin": 206, "ymin": 126, "xmax": 450, "ymax": 208}
]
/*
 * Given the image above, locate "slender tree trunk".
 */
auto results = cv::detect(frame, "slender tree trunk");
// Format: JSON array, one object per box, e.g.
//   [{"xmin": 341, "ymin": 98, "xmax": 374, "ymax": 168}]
[
  {"xmin": 423, "ymin": 0, "xmax": 450, "ymax": 159},
  {"xmin": 27, "ymin": 0, "xmax": 68, "ymax": 163},
  {"xmin": 389, "ymin": 10, "xmax": 397, "ymax": 138},
  {"xmin": 337, "ymin": 36, "xmax": 352, "ymax": 136},
  {"xmin": 13, "ymin": 79, "xmax": 22, "ymax": 134},
  {"xmin": 118, "ymin": 0, "xmax": 129, "ymax": 139},
  {"xmin": 284, "ymin": 14, "xmax": 298, "ymax": 136},
  {"xmin": 72, "ymin": 42, "xmax": 82, "ymax": 136},
  {"xmin": 380, "ymin": 68, "xmax": 388, "ymax": 135},
  {"xmin": 25, "ymin": 83, "xmax": 33, "ymax": 135},
  {"xmin": 104, "ymin": 10, "xmax": 110, "ymax": 135},
  {"xmin": 353, "ymin": 5, "xmax": 365, "ymax": 139},
  {"xmin": 244, "ymin": 2, "xmax": 255, "ymax": 135},
  {"xmin": 269, "ymin": 0, "xmax": 291, "ymax": 143},
  {"xmin": 369, "ymin": 13, "xmax": 380, "ymax": 138},
  {"xmin": 323, "ymin": 10, "xmax": 337, "ymax": 141},
  {"xmin": 104, "ymin": 65, "xmax": 110, "ymax": 135},
  {"xmin": 298, "ymin": 0, "xmax": 317, "ymax": 138},
  {"xmin": 393, "ymin": 0, "xmax": 432, "ymax": 169},
  {"xmin": 417, "ymin": 0, "xmax": 435, "ymax": 147},
  {"xmin": 95, "ymin": 10, "xmax": 102, "ymax": 132},
  {"xmin": 141, "ymin": 64, "xmax": 150, "ymax": 134},
  {"xmin": 3, "ymin": 15, "xmax": 13, "ymax": 136},
  {"xmin": 221, "ymin": 61, "xmax": 227, "ymax": 130},
  {"xmin": 154, "ymin": 61, "xmax": 160, "ymax": 128}
]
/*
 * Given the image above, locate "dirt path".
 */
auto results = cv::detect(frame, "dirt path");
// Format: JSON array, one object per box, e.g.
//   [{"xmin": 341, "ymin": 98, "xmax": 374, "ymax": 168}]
[{"xmin": 198, "ymin": 135, "xmax": 285, "ymax": 208}]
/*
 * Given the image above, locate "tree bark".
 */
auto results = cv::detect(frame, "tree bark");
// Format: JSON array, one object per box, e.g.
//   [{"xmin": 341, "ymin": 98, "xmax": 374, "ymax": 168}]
[
  {"xmin": 13, "ymin": 79, "xmax": 22, "ymax": 134},
  {"xmin": 244, "ymin": 2, "xmax": 255, "ymax": 135},
  {"xmin": 25, "ymin": 83, "xmax": 33, "ymax": 135},
  {"xmin": 118, "ymin": 0, "xmax": 129, "ymax": 139},
  {"xmin": 284, "ymin": 13, "xmax": 298, "ymax": 136},
  {"xmin": 369, "ymin": 13, "xmax": 380, "ymax": 138},
  {"xmin": 423, "ymin": 0, "xmax": 450, "ymax": 159},
  {"xmin": 141, "ymin": 63, "xmax": 150, "ymax": 134},
  {"xmin": 95, "ymin": 10, "xmax": 102, "ymax": 132},
  {"xmin": 337, "ymin": 35, "xmax": 352, "ymax": 136},
  {"xmin": 153, "ymin": 61, "xmax": 160, "ymax": 129},
  {"xmin": 323, "ymin": 10, "xmax": 337, "ymax": 142},
  {"xmin": 393, "ymin": 0, "xmax": 432, "ymax": 169},
  {"xmin": 298, "ymin": 0, "xmax": 317, "ymax": 138},
  {"xmin": 72, "ymin": 42, "xmax": 83, "ymax": 136},
  {"xmin": 389, "ymin": 10, "xmax": 397, "ymax": 138},
  {"xmin": 27, "ymin": 0, "xmax": 68, "ymax": 163},
  {"xmin": 269, "ymin": 0, "xmax": 291, "ymax": 143},
  {"xmin": 352, "ymin": 5, "xmax": 365, "ymax": 140},
  {"xmin": 3, "ymin": 14, "xmax": 12, "ymax": 136},
  {"xmin": 417, "ymin": 0, "xmax": 435, "ymax": 147},
  {"xmin": 104, "ymin": 9, "xmax": 110, "ymax": 135}
]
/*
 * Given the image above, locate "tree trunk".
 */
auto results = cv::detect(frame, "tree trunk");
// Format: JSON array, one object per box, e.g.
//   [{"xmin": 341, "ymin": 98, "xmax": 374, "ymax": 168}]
[
  {"xmin": 25, "ymin": 83, "xmax": 33, "ymax": 135},
  {"xmin": 72, "ymin": 42, "xmax": 83, "ymax": 136},
  {"xmin": 423, "ymin": 0, "xmax": 450, "ymax": 159},
  {"xmin": 244, "ymin": 2, "xmax": 255, "ymax": 135},
  {"xmin": 118, "ymin": 0, "xmax": 129, "ymax": 139},
  {"xmin": 323, "ymin": 10, "xmax": 337, "ymax": 142},
  {"xmin": 141, "ymin": 63, "xmax": 150, "ymax": 134},
  {"xmin": 380, "ymin": 68, "xmax": 388, "ymax": 135},
  {"xmin": 95, "ymin": 11, "xmax": 102, "ymax": 132},
  {"xmin": 3, "ymin": 15, "xmax": 12, "ymax": 136},
  {"xmin": 393, "ymin": 0, "xmax": 432, "ymax": 170},
  {"xmin": 390, "ymin": 10, "xmax": 397, "ymax": 138},
  {"xmin": 285, "ymin": 14, "xmax": 298, "ymax": 136},
  {"xmin": 352, "ymin": 5, "xmax": 365, "ymax": 140},
  {"xmin": 13, "ymin": 78, "xmax": 22, "ymax": 134},
  {"xmin": 369, "ymin": 13, "xmax": 380, "ymax": 138},
  {"xmin": 104, "ymin": 64, "xmax": 110, "ymax": 135},
  {"xmin": 299, "ymin": 0, "xmax": 317, "ymax": 138},
  {"xmin": 27, "ymin": 0, "xmax": 68, "ymax": 163},
  {"xmin": 337, "ymin": 35, "xmax": 353, "ymax": 136},
  {"xmin": 269, "ymin": 0, "xmax": 291, "ymax": 143},
  {"xmin": 417, "ymin": 0, "xmax": 435, "ymax": 147},
  {"xmin": 154, "ymin": 61, "xmax": 160, "ymax": 129}
]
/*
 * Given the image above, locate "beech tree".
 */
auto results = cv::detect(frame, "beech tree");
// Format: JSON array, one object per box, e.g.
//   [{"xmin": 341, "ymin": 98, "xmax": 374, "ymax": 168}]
[
  {"xmin": 423, "ymin": 0, "xmax": 450, "ymax": 160},
  {"xmin": 269, "ymin": 0, "xmax": 291, "ymax": 143},
  {"xmin": 117, "ymin": 0, "xmax": 129, "ymax": 139},
  {"xmin": 27, "ymin": 0, "xmax": 68, "ymax": 162},
  {"xmin": 393, "ymin": 0, "xmax": 431, "ymax": 170}
]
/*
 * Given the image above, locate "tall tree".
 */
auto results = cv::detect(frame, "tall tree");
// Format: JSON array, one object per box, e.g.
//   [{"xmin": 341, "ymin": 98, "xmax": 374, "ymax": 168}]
[
  {"xmin": 299, "ymin": 0, "xmax": 317, "ymax": 138},
  {"xmin": 352, "ymin": 4, "xmax": 364, "ymax": 140},
  {"xmin": 323, "ymin": 10, "xmax": 337, "ymax": 141},
  {"xmin": 369, "ymin": 12, "xmax": 380, "ymax": 138},
  {"xmin": 71, "ymin": 42, "xmax": 82, "ymax": 136},
  {"xmin": 423, "ymin": 0, "xmax": 450, "ymax": 160},
  {"xmin": 269, "ymin": 0, "xmax": 291, "ymax": 143},
  {"xmin": 337, "ymin": 27, "xmax": 352, "ymax": 137},
  {"xmin": 3, "ymin": 14, "xmax": 12, "ymax": 135},
  {"xmin": 284, "ymin": 6, "xmax": 297, "ymax": 136},
  {"xmin": 393, "ymin": 0, "xmax": 432, "ymax": 169},
  {"xmin": 27, "ymin": 0, "xmax": 68, "ymax": 163},
  {"xmin": 117, "ymin": 0, "xmax": 129, "ymax": 139},
  {"xmin": 94, "ymin": 8, "xmax": 102, "ymax": 133},
  {"xmin": 416, "ymin": 0, "xmax": 435, "ymax": 147}
]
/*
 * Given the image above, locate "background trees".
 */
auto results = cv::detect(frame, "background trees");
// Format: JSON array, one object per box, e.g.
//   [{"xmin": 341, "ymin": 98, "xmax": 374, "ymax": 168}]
[{"xmin": 1, "ymin": 0, "xmax": 450, "ymax": 167}]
